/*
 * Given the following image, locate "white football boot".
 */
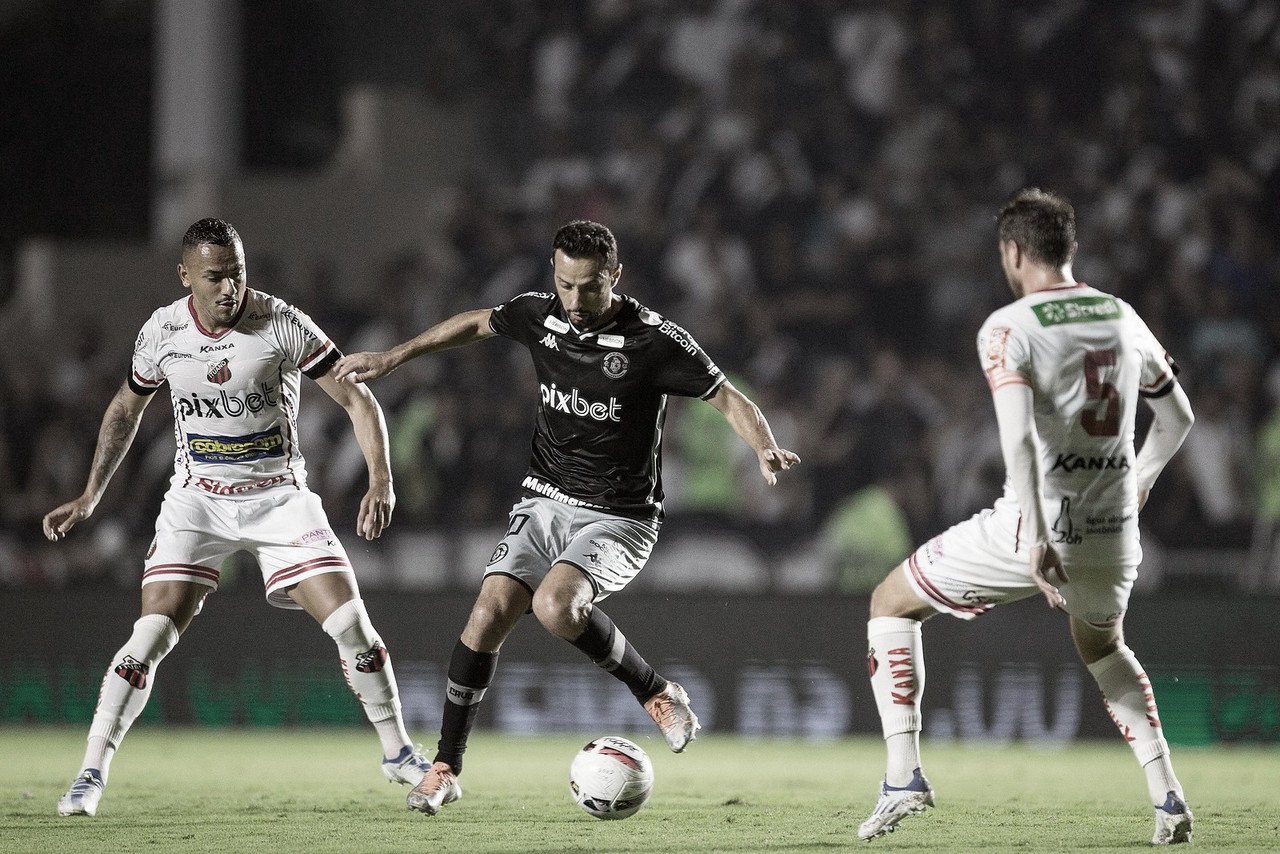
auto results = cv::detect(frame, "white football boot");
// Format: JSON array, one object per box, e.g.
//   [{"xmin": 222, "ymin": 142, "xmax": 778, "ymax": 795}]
[
  {"xmin": 1152, "ymin": 791, "xmax": 1194, "ymax": 845},
  {"xmin": 406, "ymin": 761, "xmax": 462, "ymax": 815},
  {"xmin": 381, "ymin": 745, "xmax": 432, "ymax": 786},
  {"xmin": 57, "ymin": 768, "xmax": 105, "ymax": 817},
  {"xmin": 857, "ymin": 768, "xmax": 934, "ymax": 841},
  {"xmin": 643, "ymin": 682, "xmax": 700, "ymax": 753}
]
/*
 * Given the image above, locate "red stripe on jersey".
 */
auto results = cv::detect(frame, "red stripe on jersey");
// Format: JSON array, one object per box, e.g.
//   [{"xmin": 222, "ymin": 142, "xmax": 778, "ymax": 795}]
[
  {"xmin": 908, "ymin": 553, "xmax": 987, "ymax": 615},
  {"xmin": 1139, "ymin": 370, "xmax": 1170, "ymax": 392},
  {"xmin": 298, "ymin": 340, "xmax": 334, "ymax": 370},
  {"xmin": 133, "ymin": 370, "xmax": 161, "ymax": 388},
  {"xmin": 187, "ymin": 295, "xmax": 247, "ymax": 339}
]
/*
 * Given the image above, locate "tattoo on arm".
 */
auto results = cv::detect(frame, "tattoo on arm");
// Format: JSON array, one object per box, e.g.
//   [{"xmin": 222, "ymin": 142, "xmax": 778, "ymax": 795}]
[{"xmin": 85, "ymin": 397, "xmax": 142, "ymax": 499}]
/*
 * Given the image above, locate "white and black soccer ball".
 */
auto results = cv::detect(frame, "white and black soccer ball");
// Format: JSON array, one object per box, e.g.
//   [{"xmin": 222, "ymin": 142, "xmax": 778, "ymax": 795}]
[{"xmin": 568, "ymin": 735, "xmax": 654, "ymax": 820}]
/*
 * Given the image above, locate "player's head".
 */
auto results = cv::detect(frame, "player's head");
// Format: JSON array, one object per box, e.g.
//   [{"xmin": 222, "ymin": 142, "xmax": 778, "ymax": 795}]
[
  {"xmin": 996, "ymin": 188, "xmax": 1076, "ymax": 297},
  {"xmin": 179, "ymin": 218, "xmax": 247, "ymax": 329},
  {"xmin": 551, "ymin": 220, "xmax": 622, "ymax": 329}
]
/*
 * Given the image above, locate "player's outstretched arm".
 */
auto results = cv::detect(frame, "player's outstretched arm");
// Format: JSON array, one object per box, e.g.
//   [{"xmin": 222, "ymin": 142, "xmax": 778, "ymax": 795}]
[
  {"xmin": 42, "ymin": 381, "xmax": 153, "ymax": 542},
  {"xmin": 705, "ymin": 381, "xmax": 800, "ymax": 486},
  {"xmin": 315, "ymin": 368, "xmax": 395, "ymax": 541},
  {"xmin": 1135, "ymin": 381, "xmax": 1194, "ymax": 509},
  {"xmin": 991, "ymin": 381, "xmax": 1068, "ymax": 609},
  {"xmin": 335, "ymin": 308, "xmax": 497, "ymax": 384}
]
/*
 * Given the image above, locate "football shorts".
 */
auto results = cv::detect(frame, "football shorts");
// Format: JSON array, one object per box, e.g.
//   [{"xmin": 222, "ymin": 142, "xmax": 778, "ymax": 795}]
[
  {"xmin": 483, "ymin": 496, "xmax": 658, "ymax": 600},
  {"xmin": 142, "ymin": 486, "xmax": 354, "ymax": 609},
  {"xmin": 904, "ymin": 502, "xmax": 1136, "ymax": 628}
]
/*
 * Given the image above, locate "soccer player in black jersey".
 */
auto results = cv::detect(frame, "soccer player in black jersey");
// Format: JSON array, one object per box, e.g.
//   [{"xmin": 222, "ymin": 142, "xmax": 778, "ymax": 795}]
[{"xmin": 336, "ymin": 220, "xmax": 800, "ymax": 815}]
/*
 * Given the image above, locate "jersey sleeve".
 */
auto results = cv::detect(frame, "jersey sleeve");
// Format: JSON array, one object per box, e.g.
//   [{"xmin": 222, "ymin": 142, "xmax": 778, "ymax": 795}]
[
  {"xmin": 1129, "ymin": 309, "xmax": 1179, "ymax": 398},
  {"xmin": 488, "ymin": 291, "xmax": 553, "ymax": 346},
  {"xmin": 651, "ymin": 318, "xmax": 727, "ymax": 399},
  {"xmin": 977, "ymin": 312, "xmax": 1032, "ymax": 393},
  {"xmin": 272, "ymin": 299, "xmax": 342, "ymax": 379},
  {"xmin": 128, "ymin": 317, "xmax": 164, "ymax": 395}
]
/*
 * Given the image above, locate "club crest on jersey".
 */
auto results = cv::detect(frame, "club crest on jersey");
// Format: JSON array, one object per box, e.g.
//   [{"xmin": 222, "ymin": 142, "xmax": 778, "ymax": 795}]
[
  {"xmin": 206, "ymin": 358, "xmax": 232, "ymax": 385},
  {"xmin": 602, "ymin": 351, "xmax": 629, "ymax": 379},
  {"xmin": 539, "ymin": 332, "xmax": 560, "ymax": 351}
]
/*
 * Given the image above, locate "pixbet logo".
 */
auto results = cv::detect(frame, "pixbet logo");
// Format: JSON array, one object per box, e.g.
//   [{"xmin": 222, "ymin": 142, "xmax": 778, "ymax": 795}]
[
  {"xmin": 539, "ymin": 383, "xmax": 621, "ymax": 422},
  {"xmin": 176, "ymin": 383, "xmax": 279, "ymax": 419}
]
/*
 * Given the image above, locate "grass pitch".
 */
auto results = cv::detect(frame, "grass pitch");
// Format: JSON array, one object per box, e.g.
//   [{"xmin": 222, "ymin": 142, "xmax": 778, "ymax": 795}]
[{"xmin": 2, "ymin": 727, "xmax": 1277, "ymax": 853}]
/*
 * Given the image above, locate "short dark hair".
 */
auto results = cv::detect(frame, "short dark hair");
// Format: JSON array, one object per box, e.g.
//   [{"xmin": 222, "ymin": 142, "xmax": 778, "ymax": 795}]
[
  {"xmin": 182, "ymin": 218, "xmax": 240, "ymax": 251},
  {"xmin": 553, "ymin": 220, "xmax": 619, "ymax": 271},
  {"xmin": 996, "ymin": 188, "xmax": 1075, "ymax": 267}
]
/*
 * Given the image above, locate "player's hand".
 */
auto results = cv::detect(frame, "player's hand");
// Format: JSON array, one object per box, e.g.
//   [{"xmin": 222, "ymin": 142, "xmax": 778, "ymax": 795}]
[
  {"xmin": 357, "ymin": 481, "xmax": 395, "ymax": 540},
  {"xmin": 1029, "ymin": 541, "xmax": 1069, "ymax": 610},
  {"xmin": 758, "ymin": 447, "xmax": 801, "ymax": 486},
  {"xmin": 335, "ymin": 351, "xmax": 396, "ymax": 384},
  {"xmin": 42, "ymin": 496, "xmax": 95, "ymax": 542}
]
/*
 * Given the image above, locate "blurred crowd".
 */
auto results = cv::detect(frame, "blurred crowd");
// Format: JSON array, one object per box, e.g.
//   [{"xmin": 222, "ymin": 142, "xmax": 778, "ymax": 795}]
[{"xmin": 3, "ymin": 0, "xmax": 1279, "ymax": 591}]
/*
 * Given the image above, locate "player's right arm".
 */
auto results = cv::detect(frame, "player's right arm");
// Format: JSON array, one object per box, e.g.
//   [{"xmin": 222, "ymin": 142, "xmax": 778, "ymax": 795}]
[
  {"xmin": 42, "ymin": 381, "xmax": 154, "ymax": 541},
  {"xmin": 335, "ymin": 308, "xmax": 496, "ymax": 383},
  {"xmin": 1135, "ymin": 380, "xmax": 1194, "ymax": 509}
]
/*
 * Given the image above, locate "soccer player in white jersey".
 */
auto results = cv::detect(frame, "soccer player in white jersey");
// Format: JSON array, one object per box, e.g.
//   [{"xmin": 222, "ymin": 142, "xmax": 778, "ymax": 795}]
[
  {"xmin": 44, "ymin": 218, "xmax": 431, "ymax": 817},
  {"xmin": 336, "ymin": 220, "xmax": 800, "ymax": 815},
  {"xmin": 857, "ymin": 190, "xmax": 1197, "ymax": 845}
]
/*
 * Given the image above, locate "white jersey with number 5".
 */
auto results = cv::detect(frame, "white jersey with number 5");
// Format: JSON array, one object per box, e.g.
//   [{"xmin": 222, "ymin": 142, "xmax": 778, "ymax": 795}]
[
  {"xmin": 977, "ymin": 283, "xmax": 1176, "ymax": 564},
  {"xmin": 128, "ymin": 289, "xmax": 341, "ymax": 498}
]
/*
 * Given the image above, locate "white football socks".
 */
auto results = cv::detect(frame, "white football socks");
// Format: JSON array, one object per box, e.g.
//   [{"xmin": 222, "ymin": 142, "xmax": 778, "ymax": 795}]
[
  {"xmin": 1086, "ymin": 644, "xmax": 1183, "ymax": 805},
  {"xmin": 867, "ymin": 616, "xmax": 925, "ymax": 787},
  {"xmin": 322, "ymin": 598, "xmax": 411, "ymax": 759},
  {"xmin": 83, "ymin": 614, "xmax": 181, "ymax": 779}
]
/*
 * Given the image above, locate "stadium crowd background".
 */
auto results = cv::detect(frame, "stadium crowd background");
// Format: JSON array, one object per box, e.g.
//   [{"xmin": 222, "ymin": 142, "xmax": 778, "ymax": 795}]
[{"xmin": 1, "ymin": 0, "xmax": 1278, "ymax": 593}]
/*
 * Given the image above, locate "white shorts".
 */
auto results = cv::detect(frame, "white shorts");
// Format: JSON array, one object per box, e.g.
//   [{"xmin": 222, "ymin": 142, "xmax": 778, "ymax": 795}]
[
  {"xmin": 904, "ymin": 503, "xmax": 1136, "ymax": 628},
  {"xmin": 483, "ymin": 497, "xmax": 659, "ymax": 601},
  {"xmin": 142, "ymin": 487, "xmax": 354, "ymax": 609}
]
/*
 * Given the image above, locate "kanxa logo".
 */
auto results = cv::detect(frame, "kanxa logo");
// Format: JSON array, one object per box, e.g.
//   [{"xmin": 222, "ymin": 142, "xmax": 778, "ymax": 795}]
[
  {"xmin": 114, "ymin": 654, "xmax": 149, "ymax": 688},
  {"xmin": 355, "ymin": 643, "xmax": 388, "ymax": 673},
  {"xmin": 176, "ymin": 383, "xmax": 279, "ymax": 419},
  {"xmin": 1051, "ymin": 453, "xmax": 1130, "ymax": 472},
  {"xmin": 200, "ymin": 342, "xmax": 233, "ymax": 353},
  {"xmin": 539, "ymin": 382, "xmax": 621, "ymax": 422}
]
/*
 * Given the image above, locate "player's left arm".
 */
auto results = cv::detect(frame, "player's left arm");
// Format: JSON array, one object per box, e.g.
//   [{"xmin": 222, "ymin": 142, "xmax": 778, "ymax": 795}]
[
  {"xmin": 991, "ymin": 381, "xmax": 1066, "ymax": 610},
  {"xmin": 1135, "ymin": 380, "xmax": 1194, "ymax": 509},
  {"xmin": 705, "ymin": 381, "xmax": 801, "ymax": 486},
  {"xmin": 314, "ymin": 367, "xmax": 395, "ymax": 540}
]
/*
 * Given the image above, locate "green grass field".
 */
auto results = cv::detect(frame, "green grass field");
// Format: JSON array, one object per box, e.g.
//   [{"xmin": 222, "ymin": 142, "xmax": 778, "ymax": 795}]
[{"xmin": 2, "ymin": 727, "xmax": 1276, "ymax": 853}]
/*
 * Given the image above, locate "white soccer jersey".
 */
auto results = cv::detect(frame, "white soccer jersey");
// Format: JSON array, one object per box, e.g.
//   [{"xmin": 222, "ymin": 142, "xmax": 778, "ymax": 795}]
[
  {"xmin": 129, "ymin": 289, "xmax": 340, "ymax": 498},
  {"xmin": 977, "ymin": 283, "xmax": 1177, "ymax": 564}
]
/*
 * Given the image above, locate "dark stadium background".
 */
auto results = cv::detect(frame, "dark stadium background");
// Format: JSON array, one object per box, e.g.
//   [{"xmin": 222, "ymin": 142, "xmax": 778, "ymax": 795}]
[{"xmin": 1, "ymin": 0, "xmax": 1276, "ymax": 743}]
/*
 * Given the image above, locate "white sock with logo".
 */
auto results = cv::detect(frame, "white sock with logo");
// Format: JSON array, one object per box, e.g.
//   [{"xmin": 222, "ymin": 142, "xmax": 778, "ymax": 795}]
[
  {"xmin": 322, "ymin": 598, "xmax": 410, "ymax": 759},
  {"xmin": 1087, "ymin": 645, "xmax": 1183, "ymax": 805},
  {"xmin": 82, "ymin": 614, "xmax": 181, "ymax": 780},
  {"xmin": 867, "ymin": 616, "xmax": 925, "ymax": 787}
]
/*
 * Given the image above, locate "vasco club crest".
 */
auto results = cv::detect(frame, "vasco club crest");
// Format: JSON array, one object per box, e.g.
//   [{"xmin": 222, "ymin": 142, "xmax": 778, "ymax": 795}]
[{"xmin": 602, "ymin": 351, "xmax": 629, "ymax": 379}]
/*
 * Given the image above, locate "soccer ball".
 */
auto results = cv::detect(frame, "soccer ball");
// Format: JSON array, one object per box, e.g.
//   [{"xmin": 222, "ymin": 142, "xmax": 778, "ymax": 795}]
[{"xmin": 569, "ymin": 736, "xmax": 654, "ymax": 820}]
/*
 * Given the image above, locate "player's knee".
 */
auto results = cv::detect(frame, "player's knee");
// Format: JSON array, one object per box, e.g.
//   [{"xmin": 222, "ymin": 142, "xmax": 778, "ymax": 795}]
[{"xmin": 531, "ymin": 587, "xmax": 587, "ymax": 639}]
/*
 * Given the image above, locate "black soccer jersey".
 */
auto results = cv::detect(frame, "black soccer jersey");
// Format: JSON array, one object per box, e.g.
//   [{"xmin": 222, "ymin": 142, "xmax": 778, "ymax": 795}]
[{"xmin": 489, "ymin": 292, "xmax": 726, "ymax": 521}]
